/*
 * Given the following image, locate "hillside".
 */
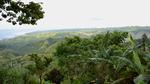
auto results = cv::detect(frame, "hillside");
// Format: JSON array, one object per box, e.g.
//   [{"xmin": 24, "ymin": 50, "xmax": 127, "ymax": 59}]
[
  {"xmin": 0, "ymin": 26, "xmax": 150, "ymax": 57},
  {"xmin": 0, "ymin": 31, "xmax": 95, "ymax": 56},
  {"xmin": 0, "ymin": 27, "xmax": 150, "ymax": 84}
]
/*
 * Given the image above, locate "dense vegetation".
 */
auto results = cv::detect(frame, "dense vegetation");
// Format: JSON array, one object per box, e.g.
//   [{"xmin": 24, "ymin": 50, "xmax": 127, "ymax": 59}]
[{"xmin": 0, "ymin": 30, "xmax": 150, "ymax": 84}]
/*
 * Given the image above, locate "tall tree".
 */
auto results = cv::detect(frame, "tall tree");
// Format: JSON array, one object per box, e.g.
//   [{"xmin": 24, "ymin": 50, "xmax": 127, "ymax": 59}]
[{"xmin": 26, "ymin": 54, "xmax": 52, "ymax": 84}]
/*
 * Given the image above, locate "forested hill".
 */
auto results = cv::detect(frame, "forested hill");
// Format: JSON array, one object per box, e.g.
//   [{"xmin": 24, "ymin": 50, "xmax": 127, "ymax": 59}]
[
  {"xmin": 0, "ymin": 26, "xmax": 150, "ymax": 57},
  {"xmin": 25, "ymin": 26, "xmax": 150, "ymax": 39},
  {"xmin": 0, "ymin": 26, "xmax": 150, "ymax": 84},
  {"xmin": 0, "ymin": 31, "xmax": 93, "ymax": 57}
]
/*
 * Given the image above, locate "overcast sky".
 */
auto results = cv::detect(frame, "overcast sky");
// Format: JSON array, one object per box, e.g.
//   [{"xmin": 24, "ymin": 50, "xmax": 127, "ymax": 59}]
[{"xmin": 0, "ymin": 0, "xmax": 150, "ymax": 30}]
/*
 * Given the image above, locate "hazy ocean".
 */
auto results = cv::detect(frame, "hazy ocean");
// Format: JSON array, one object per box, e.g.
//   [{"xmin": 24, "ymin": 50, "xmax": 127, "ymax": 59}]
[{"xmin": 0, "ymin": 29, "xmax": 38, "ymax": 40}]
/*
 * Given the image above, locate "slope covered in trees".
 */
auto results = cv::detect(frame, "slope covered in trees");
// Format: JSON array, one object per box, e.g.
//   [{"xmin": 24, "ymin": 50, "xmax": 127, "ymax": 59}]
[
  {"xmin": 0, "ymin": 28, "xmax": 150, "ymax": 84},
  {"xmin": 1, "ymin": 26, "xmax": 150, "ymax": 56}
]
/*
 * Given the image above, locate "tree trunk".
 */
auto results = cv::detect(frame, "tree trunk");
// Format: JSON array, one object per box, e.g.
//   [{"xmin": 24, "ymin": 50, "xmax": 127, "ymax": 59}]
[{"xmin": 39, "ymin": 75, "xmax": 42, "ymax": 84}]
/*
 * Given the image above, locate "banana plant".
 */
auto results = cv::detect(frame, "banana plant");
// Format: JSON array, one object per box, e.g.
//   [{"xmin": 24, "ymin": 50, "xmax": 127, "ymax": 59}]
[
  {"xmin": 90, "ymin": 34, "xmax": 149, "ymax": 84},
  {"xmin": 126, "ymin": 34, "xmax": 149, "ymax": 84},
  {"xmin": 128, "ymin": 34, "xmax": 144, "ymax": 73}
]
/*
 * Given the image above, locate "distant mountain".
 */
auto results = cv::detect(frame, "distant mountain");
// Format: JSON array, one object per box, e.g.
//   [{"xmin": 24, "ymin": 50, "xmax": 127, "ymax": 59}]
[
  {"xmin": 26, "ymin": 26, "xmax": 150, "ymax": 38},
  {"xmin": 1, "ymin": 26, "xmax": 150, "ymax": 40}
]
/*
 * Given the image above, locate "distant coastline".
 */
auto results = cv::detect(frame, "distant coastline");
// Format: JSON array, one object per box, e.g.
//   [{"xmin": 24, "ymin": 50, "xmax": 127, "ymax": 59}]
[{"xmin": 0, "ymin": 26, "xmax": 150, "ymax": 40}]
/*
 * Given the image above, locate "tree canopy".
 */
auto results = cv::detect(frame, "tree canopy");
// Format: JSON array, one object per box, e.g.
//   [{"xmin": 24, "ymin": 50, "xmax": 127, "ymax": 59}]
[
  {"xmin": 0, "ymin": 0, "xmax": 44, "ymax": 25},
  {"xmin": 0, "ymin": 31, "xmax": 150, "ymax": 83}
]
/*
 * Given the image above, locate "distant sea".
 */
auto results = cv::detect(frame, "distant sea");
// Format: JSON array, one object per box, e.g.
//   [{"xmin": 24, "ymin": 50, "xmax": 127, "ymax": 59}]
[{"xmin": 0, "ymin": 29, "xmax": 39, "ymax": 40}]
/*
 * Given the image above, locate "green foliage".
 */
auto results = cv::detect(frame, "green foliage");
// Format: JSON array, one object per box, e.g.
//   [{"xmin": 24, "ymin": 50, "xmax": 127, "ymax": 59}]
[
  {"xmin": 134, "ymin": 75, "xmax": 145, "ymax": 84},
  {"xmin": 0, "ymin": 0, "xmax": 44, "ymax": 25},
  {"xmin": 53, "ymin": 31, "xmax": 150, "ymax": 84},
  {"xmin": 26, "ymin": 54, "xmax": 52, "ymax": 84},
  {"xmin": 45, "ymin": 68, "xmax": 63, "ymax": 84},
  {"xmin": 128, "ymin": 34, "xmax": 144, "ymax": 73},
  {"xmin": 54, "ymin": 31, "xmax": 132, "ymax": 83},
  {"xmin": 1, "ymin": 31, "xmax": 150, "ymax": 84}
]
